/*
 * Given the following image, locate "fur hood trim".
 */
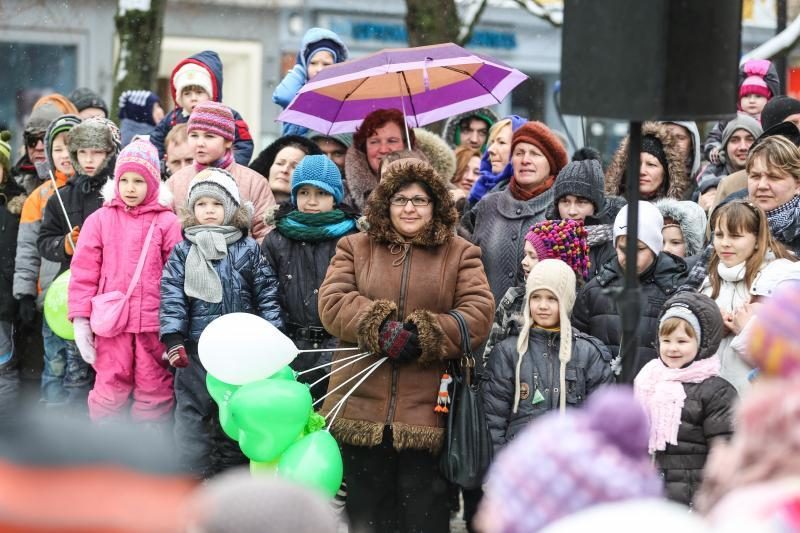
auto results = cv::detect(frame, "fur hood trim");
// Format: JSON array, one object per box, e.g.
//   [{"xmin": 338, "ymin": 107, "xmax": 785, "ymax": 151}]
[
  {"xmin": 4, "ymin": 193, "xmax": 27, "ymax": 215},
  {"xmin": 101, "ymin": 178, "xmax": 174, "ymax": 208},
  {"xmin": 655, "ymin": 198, "xmax": 708, "ymax": 257},
  {"xmin": 343, "ymin": 145, "xmax": 429, "ymax": 213},
  {"xmin": 604, "ymin": 122, "xmax": 690, "ymax": 201},
  {"xmin": 413, "ymin": 129, "xmax": 456, "ymax": 182},
  {"xmin": 179, "ymin": 202, "xmax": 253, "ymax": 232},
  {"xmin": 364, "ymin": 159, "xmax": 457, "ymax": 247}
]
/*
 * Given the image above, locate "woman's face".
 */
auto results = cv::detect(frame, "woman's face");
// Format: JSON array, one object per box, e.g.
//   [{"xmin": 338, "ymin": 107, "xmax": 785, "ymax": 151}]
[
  {"xmin": 486, "ymin": 125, "xmax": 512, "ymax": 174},
  {"xmin": 747, "ymin": 155, "xmax": 800, "ymax": 212},
  {"xmin": 365, "ymin": 122, "xmax": 404, "ymax": 175},
  {"xmin": 268, "ymin": 146, "xmax": 306, "ymax": 195},
  {"xmin": 389, "ymin": 182, "xmax": 433, "ymax": 239},
  {"xmin": 639, "ymin": 152, "xmax": 665, "ymax": 197},
  {"xmin": 457, "ymin": 156, "xmax": 481, "ymax": 193},
  {"xmin": 511, "ymin": 142, "xmax": 551, "ymax": 190}
]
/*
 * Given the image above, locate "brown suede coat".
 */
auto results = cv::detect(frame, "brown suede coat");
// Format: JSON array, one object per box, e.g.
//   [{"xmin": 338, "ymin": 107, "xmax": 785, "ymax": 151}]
[{"xmin": 318, "ymin": 158, "xmax": 494, "ymax": 453}]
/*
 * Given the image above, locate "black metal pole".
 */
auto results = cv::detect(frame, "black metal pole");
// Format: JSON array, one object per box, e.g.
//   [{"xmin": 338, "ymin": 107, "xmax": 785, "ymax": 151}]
[{"xmin": 777, "ymin": 0, "xmax": 788, "ymax": 93}]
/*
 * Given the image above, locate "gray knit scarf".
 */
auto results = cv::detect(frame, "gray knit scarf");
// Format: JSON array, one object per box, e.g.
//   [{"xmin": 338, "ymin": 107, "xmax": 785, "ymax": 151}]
[{"xmin": 184, "ymin": 226, "xmax": 243, "ymax": 303}]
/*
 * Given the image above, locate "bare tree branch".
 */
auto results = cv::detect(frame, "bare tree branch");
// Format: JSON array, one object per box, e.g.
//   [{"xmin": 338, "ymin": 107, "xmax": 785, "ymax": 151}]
[
  {"xmin": 510, "ymin": 0, "xmax": 563, "ymax": 27},
  {"xmin": 457, "ymin": 0, "xmax": 490, "ymax": 46}
]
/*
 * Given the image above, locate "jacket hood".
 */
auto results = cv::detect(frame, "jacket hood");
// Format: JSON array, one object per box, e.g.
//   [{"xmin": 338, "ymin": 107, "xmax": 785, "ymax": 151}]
[
  {"xmin": 170, "ymin": 50, "xmax": 223, "ymax": 104},
  {"xmin": 45, "ymin": 114, "xmax": 81, "ymax": 177},
  {"xmin": 100, "ymin": 178, "xmax": 174, "ymax": 214},
  {"xmin": 364, "ymin": 158, "xmax": 457, "ymax": 247},
  {"xmin": 413, "ymin": 129, "xmax": 456, "ymax": 182},
  {"xmin": 297, "ymin": 28, "xmax": 349, "ymax": 68},
  {"xmin": 655, "ymin": 198, "xmax": 708, "ymax": 257},
  {"xmin": 656, "ymin": 292, "xmax": 723, "ymax": 361},
  {"xmin": 662, "ymin": 120, "xmax": 702, "ymax": 178},
  {"xmin": 249, "ymin": 135, "xmax": 322, "ymax": 178},
  {"xmin": 441, "ymin": 108, "xmax": 500, "ymax": 149},
  {"xmin": 605, "ymin": 121, "xmax": 690, "ymax": 201}
]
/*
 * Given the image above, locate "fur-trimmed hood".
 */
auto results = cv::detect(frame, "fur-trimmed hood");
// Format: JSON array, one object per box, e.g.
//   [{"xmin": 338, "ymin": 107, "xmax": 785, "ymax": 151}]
[
  {"xmin": 364, "ymin": 158, "xmax": 457, "ymax": 247},
  {"xmin": 179, "ymin": 202, "xmax": 253, "ymax": 233},
  {"xmin": 413, "ymin": 129, "xmax": 456, "ymax": 183},
  {"xmin": 604, "ymin": 121, "xmax": 690, "ymax": 201},
  {"xmin": 441, "ymin": 108, "xmax": 499, "ymax": 149},
  {"xmin": 655, "ymin": 198, "xmax": 708, "ymax": 257},
  {"xmin": 662, "ymin": 120, "xmax": 702, "ymax": 179},
  {"xmin": 343, "ymin": 144, "xmax": 428, "ymax": 213},
  {"xmin": 100, "ymin": 178, "xmax": 175, "ymax": 214}
]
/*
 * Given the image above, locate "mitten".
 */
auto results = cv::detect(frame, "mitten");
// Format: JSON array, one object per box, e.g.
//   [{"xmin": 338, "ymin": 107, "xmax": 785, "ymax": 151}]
[
  {"xmin": 378, "ymin": 320, "xmax": 421, "ymax": 363},
  {"xmin": 17, "ymin": 295, "xmax": 37, "ymax": 326},
  {"xmin": 64, "ymin": 225, "xmax": 80, "ymax": 255},
  {"xmin": 166, "ymin": 344, "xmax": 189, "ymax": 368},
  {"xmin": 73, "ymin": 317, "xmax": 96, "ymax": 365}
]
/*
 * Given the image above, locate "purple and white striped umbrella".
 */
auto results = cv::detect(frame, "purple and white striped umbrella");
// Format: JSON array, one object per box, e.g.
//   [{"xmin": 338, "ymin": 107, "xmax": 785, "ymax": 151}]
[{"xmin": 277, "ymin": 42, "xmax": 528, "ymax": 135}]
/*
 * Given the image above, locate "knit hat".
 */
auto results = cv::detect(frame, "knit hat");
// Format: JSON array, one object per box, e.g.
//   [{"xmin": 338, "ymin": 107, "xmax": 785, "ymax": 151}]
[
  {"xmin": 721, "ymin": 114, "xmax": 763, "ymax": 150},
  {"xmin": 304, "ymin": 39, "xmax": 342, "ymax": 64},
  {"xmin": 114, "ymin": 139, "xmax": 161, "ymax": 205},
  {"xmin": 0, "ymin": 131, "xmax": 11, "ymax": 175},
  {"xmin": 514, "ymin": 259, "xmax": 577, "ymax": 414},
  {"xmin": 654, "ymin": 198, "xmax": 708, "ymax": 257},
  {"xmin": 613, "ymin": 201, "xmax": 664, "ymax": 256},
  {"xmin": 187, "ymin": 101, "xmax": 235, "ymax": 141},
  {"xmin": 479, "ymin": 386, "xmax": 662, "ymax": 532},
  {"xmin": 739, "ymin": 59, "xmax": 774, "ymax": 100},
  {"xmin": 173, "ymin": 62, "xmax": 214, "ymax": 101},
  {"xmin": 45, "ymin": 114, "xmax": 81, "ymax": 176},
  {"xmin": 511, "ymin": 121, "xmax": 569, "ymax": 178},
  {"xmin": 761, "ymin": 95, "xmax": 800, "ymax": 130},
  {"xmin": 552, "ymin": 159, "xmax": 606, "ymax": 213},
  {"xmin": 68, "ymin": 87, "xmax": 108, "ymax": 116},
  {"xmin": 188, "ymin": 167, "xmax": 241, "ymax": 225},
  {"xmin": 747, "ymin": 280, "xmax": 800, "ymax": 379},
  {"xmin": 291, "ymin": 154, "xmax": 344, "ymax": 205},
  {"xmin": 641, "ymin": 134, "xmax": 669, "ymax": 178},
  {"xmin": 660, "ymin": 305, "xmax": 702, "ymax": 346},
  {"xmin": 306, "ymin": 131, "xmax": 353, "ymax": 149},
  {"xmin": 67, "ymin": 117, "xmax": 122, "ymax": 176},
  {"xmin": 24, "ymin": 103, "xmax": 63, "ymax": 135},
  {"xmin": 524, "ymin": 219, "xmax": 591, "ymax": 280},
  {"xmin": 118, "ymin": 90, "xmax": 162, "ymax": 125}
]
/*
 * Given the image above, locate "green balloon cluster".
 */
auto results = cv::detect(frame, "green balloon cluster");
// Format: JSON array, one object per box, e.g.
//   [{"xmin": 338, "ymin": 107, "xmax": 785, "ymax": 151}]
[
  {"xmin": 207, "ymin": 366, "xmax": 344, "ymax": 498},
  {"xmin": 44, "ymin": 270, "xmax": 74, "ymax": 340}
]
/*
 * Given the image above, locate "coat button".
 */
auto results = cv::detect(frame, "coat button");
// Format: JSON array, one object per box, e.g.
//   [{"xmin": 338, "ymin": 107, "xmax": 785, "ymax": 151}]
[
  {"xmin": 554, "ymin": 387, "xmax": 559, "ymax": 393},
  {"xmin": 544, "ymin": 388, "xmax": 549, "ymax": 393},
  {"xmin": 508, "ymin": 272, "xmax": 514, "ymax": 278},
  {"xmin": 511, "ymin": 235, "xmax": 517, "ymax": 240},
  {"xmin": 516, "ymin": 208, "xmax": 522, "ymax": 215}
]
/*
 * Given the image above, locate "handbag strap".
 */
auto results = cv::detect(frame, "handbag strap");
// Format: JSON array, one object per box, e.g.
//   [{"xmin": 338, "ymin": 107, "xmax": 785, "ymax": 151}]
[
  {"xmin": 125, "ymin": 219, "xmax": 157, "ymax": 298},
  {"xmin": 447, "ymin": 310, "xmax": 475, "ymax": 384}
]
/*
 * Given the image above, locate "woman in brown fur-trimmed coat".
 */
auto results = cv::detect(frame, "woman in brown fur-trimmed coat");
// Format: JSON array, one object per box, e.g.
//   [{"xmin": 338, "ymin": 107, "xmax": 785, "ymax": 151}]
[
  {"xmin": 604, "ymin": 121, "xmax": 691, "ymax": 202},
  {"xmin": 318, "ymin": 157, "xmax": 494, "ymax": 533}
]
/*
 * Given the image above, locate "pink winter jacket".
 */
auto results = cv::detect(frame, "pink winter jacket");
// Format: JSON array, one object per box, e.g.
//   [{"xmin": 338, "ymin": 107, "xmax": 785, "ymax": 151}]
[{"xmin": 68, "ymin": 180, "xmax": 183, "ymax": 333}]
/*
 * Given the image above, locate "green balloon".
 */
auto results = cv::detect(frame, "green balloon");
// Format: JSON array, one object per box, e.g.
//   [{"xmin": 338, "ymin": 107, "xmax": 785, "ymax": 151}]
[
  {"xmin": 277, "ymin": 430, "xmax": 343, "ymax": 498},
  {"xmin": 269, "ymin": 365, "xmax": 296, "ymax": 381},
  {"xmin": 206, "ymin": 373, "xmax": 241, "ymax": 440},
  {"xmin": 230, "ymin": 379, "xmax": 312, "ymax": 462},
  {"xmin": 44, "ymin": 270, "xmax": 74, "ymax": 340},
  {"xmin": 250, "ymin": 459, "xmax": 278, "ymax": 475}
]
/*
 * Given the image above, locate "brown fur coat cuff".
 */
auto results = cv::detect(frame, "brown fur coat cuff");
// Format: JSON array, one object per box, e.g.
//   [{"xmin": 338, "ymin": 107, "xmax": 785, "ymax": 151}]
[
  {"xmin": 357, "ymin": 299, "xmax": 397, "ymax": 354},
  {"xmin": 406, "ymin": 309, "xmax": 446, "ymax": 366}
]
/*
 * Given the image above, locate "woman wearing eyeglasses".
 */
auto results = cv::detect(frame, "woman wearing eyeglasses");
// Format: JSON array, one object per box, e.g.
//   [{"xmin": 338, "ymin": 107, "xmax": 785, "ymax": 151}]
[{"xmin": 318, "ymin": 156, "xmax": 494, "ymax": 533}]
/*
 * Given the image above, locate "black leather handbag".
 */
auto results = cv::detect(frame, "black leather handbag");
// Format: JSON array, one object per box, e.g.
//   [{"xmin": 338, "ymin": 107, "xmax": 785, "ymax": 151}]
[{"xmin": 439, "ymin": 310, "xmax": 493, "ymax": 489}]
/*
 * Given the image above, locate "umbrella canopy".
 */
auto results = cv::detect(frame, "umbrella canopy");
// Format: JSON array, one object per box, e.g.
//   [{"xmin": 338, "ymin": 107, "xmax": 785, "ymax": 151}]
[{"xmin": 277, "ymin": 43, "xmax": 527, "ymax": 135}]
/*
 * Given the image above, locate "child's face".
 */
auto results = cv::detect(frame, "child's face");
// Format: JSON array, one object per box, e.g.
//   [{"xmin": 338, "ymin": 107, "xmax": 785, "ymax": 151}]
[
  {"xmin": 179, "ymin": 86, "xmax": 210, "ymax": 113},
  {"xmin": 659, "ymin": 321, "xmax": 698, "ymax": 369},
  {"xmin": 194, "ymin": 196, "xmax": 225, "ymax": 225},
  {"xmin": 520, "ymin": 241, "xmax": 539, "ymax": 280},
  {"xmin": 713, "ymin": 220, "xmax": 757, "ymax": 267},
  {"xmin": 77, "ymin": 148, "xmax": 109, "ymax": 176},
  {"xmin": 118, "ymin": 172, "xmax": 148, "ymax": 207},
  {"xmin": 662, "ymin": 225, "xmax": 686, "ymax": 258},
  {"xmin": 307, "ymin": 50, "xmax": 335, "ymax": 80},
  {"xmin": 269, "ymin": 146, "xmax": 305, "ymax": 196},
  {"xmin": 165, "ymin": 140, "xmax": 194, "ymax": 176},
  {"xmin": 529, "ymin": 289, "xmax": 559, "ymax": 329},
  {"xmin": 152, "ymin": 102, "xmax": 165, "ymax": 125},
  {"xmin": 51, "ymin": 132, "xmax": 73, "ymax": 175},
  {"xmin": 296, "ymin": 185, "xmax": 335, "ymax": 214},
  {"xmin": 557, "ymin": 194, "xmax": 595, "ymax": 221},
  {"xmin": 189, "ymin": 130, "xmax": 232, "ymax": 165},
  {"xmin": 616, "ymin": 236, "xmax": 656, "ymax": 274},
  {"xmin": 740, "ymin": 93, "xmax": 768, "ymax": 116}
]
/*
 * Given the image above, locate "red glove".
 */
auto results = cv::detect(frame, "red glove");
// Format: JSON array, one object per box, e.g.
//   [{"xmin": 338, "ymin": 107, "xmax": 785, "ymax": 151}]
[{"xmin": 166, "ymin": 344, "xmax": 189, "ymax": 368}]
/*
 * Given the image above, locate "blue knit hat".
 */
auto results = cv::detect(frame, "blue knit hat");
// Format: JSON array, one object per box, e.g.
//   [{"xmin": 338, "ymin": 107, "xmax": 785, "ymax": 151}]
[{"xmin": 291, "ymin": 154, "xmax": 343, "ymax": 205}]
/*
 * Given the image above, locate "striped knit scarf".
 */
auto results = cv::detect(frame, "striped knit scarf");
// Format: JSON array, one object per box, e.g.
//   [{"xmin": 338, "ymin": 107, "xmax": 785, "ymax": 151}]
[
  {"xmin": 276, "ymin": 209, "xmax": 356, "ymax": 242},
  {"xmin": 767, "ymin": 195, "xmax": 800, "ymax": 238},
  {"xmin": 193, "ymin": 149, "xmax": 234, "ymax": 173}
]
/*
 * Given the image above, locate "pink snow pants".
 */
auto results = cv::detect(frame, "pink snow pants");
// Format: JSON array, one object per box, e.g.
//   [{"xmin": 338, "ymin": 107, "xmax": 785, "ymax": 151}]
[{"xmin": 89, "ymin": 332, "xmax": 174, "ymax": 421}]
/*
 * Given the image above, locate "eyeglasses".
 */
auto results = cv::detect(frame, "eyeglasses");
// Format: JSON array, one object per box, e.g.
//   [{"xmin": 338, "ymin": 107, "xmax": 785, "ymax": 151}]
[
  {"xmin": 389, "ymin": 195, "xmax": 432, "ymax": 207},
  {"xmin": 24, "ymin": 133, "xmax": 44, "ymax": 148}
]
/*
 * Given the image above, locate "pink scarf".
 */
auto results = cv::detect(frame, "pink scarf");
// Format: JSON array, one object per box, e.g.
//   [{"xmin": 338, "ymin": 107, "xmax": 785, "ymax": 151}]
[
  {"xmin": 193, "ymin": 149, "xmax": 234, "ymax": 173},
  {"xmin": 634, "ymin": 355, "xmax": 721, "ymax": 454}
]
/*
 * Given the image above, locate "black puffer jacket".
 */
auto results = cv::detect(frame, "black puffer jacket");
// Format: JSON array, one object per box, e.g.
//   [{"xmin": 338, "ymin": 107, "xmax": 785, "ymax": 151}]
[
  {"xmin": 483, "ymin": 328, "xmax": 614, "ymax": 454},
  {"xmin": 572, "ymin": 252, "xmax": 688, "ymax": 383},
  {"xmin": 0, "ymin": 180, "xmax": 27, "ymax": 321}
]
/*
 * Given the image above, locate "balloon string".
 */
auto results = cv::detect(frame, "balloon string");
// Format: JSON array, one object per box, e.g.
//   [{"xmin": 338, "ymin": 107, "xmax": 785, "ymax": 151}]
[
  {"xmin": 307, "ymin": 352, "xmax": 373, "ymax": 388},
  {"xmin": 297, "ymin": 346, "xmax": 364, "ymax": 354},
  {"xmin": 313, "ymin": 356, "xmax": 384, "ymax": 408},
  {"xmin": 326, "ymin": 358, "xmax": 388, "ymax": 428},
  {"xmin": 296, "ymin": 351, "xmax": 371, "ymax": 376}
]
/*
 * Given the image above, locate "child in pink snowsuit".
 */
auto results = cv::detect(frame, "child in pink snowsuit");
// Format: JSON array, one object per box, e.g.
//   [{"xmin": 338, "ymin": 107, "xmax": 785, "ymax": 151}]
[{"xmin": 68, "ymin": 140, "xmax": 183, "ymax": 421}]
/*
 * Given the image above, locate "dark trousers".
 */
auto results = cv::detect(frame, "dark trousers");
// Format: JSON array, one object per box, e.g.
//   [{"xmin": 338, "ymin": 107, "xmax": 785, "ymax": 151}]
[
  {"xmin": 342, "ymin": 427, "xmax": 450, "ymax": 533},
  {"xmin": 173, "ymin": 350, "xmax": 247, "ymax": 478}
]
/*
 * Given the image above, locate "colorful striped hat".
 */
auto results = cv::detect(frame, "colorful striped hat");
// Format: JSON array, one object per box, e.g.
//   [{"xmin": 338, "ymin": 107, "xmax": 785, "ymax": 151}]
[{"xmin": 187, "ymin": 101, "xmax": 235, "ymax": 141}]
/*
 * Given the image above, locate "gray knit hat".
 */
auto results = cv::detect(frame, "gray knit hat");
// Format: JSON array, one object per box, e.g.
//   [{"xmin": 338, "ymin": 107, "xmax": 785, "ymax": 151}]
[
  {"xmin": 553, "ymin": 159, "xmax": 606, "ymax": 214},
  {"xmin": 68, "ymin": 87, "xmax": 109, "ymax": 116},
  {"xmin": 721, "ymin": 114, "xmax": 763, "ymax": 149},
  {"xmin": 188, "ymin": 168, "xmax": 241, "ymax": 225}
]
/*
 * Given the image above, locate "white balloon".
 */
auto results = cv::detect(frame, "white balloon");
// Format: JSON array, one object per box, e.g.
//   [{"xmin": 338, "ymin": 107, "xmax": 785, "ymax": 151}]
[{"xmin": 198, "ymin": 313, "xmax": 298, "ymax": 385}]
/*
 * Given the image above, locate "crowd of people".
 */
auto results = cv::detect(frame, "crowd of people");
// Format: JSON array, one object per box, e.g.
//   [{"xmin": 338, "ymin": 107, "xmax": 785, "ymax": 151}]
[{"xmin": 2, "ymin": 26, "xmax": 800, "ymax": 532}]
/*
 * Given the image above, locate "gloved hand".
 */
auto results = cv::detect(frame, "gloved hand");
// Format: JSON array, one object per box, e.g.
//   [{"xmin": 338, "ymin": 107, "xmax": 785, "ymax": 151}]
[
  {"xmin": 64, "ymin": 225, "xmax": 80, "ymax": 255},
  {"xmin": 73, "ymin": 317, "xmax": 96, "ymax": 365},
  {"xmin": 17, "ymin": 295, "xmax": 37, "ymax": 326},
  {"xmin": 708, "ymin": 146, "xmax": 721, "ymax": 165},
  {"xmin": 166, "ymin": 344, "xmax": 189, "ymax": 368},
  {"xmin": 378, "ymin": 320, "xmax": 421, "ymax": 363}
]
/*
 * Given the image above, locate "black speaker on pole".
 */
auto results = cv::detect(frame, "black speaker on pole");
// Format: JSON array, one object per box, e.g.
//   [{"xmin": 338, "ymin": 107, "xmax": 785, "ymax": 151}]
[{"xmin": 560, "ymin": 0, "xmax": 743, "ymax": 121}]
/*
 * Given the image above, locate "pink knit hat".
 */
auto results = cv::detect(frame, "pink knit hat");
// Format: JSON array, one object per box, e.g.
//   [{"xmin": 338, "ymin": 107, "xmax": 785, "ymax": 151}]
[
  {"xmin": 739, "ymin": 59, "xmax": 773, "ymax": 100},
  {"xmin": 524, "ymin": 219, "xmax": 590, "ymax": 280},
  {"xmin": 187, "ymin": 101, "xmax": 235, "ymax": 141},
  {"xmin": 114, "ymin": 139, "xmax": 161, "ymax": 205}
]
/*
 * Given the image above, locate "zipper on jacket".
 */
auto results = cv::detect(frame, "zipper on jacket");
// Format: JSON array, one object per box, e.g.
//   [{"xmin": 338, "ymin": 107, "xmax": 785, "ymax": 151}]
[
  {"xmin": 386, "ymin": 246, "xmax": 413, "ymax": 426},
  {"xmin": 549, "ymin": 332, "xmax": 559, "ymax": 409}
]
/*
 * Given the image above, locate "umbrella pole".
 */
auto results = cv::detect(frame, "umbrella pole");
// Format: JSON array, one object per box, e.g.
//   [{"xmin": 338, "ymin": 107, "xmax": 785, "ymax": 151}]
[{"xmin": 397, "ymin": 73, "xmax": 412, "ymax": 148}]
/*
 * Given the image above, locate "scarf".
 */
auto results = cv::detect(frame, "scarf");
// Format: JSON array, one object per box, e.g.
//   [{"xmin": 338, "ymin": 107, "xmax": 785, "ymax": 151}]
[
  {"xmin": 193, "ymin": 149, "xmax": 234, "ymax": 173},
  {"xmin": 509, "ymin": 175, "xmax": 555, "ymax": 201},
  {"xmin": 586, "ymin": 223, "xmax": 614, "ymax": 247},
  {"xmin": 276, "ymin": 209, "xmax": 356, "ymax": 242},
  {"xmin": 718, "ymin": 261, "xmax": 746, "ymax": 283},
  {"xmin": 634, "ymin": 355, "xmax": 721, "ymax": 454},
  {"xmin": 183, "ymin": 225, "xmax": 243, "ymax": 303},
  {"xmin": 468, "ymin": 151, "xmax": 514, "ymax": 205},
  {"xmin": 766, "ymin": 195, "xmax": 800, "ymax": 238}
]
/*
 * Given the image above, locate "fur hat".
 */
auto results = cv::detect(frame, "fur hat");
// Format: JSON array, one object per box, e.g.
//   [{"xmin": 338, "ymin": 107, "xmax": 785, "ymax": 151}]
[
  {"xmin": 173, "ymin": 62, "xmax": 214, "ymax": 101},
  {"xmin": 187, "ymin": 101, "xmax": 235, "ymax": 141},
  {"xmin": 552, "ymin": 159, "xmax": 606, "ymax": 214},
  {"xmin": 654, "ymin": 198, "xmax": 708, "ymax": 257},
  {"xmin": 511, "ymin": 121, "xmax": 569, "ymax": 179},
  {"xmin": 68, "ymin": 87, "xmax": 108, "ymax": 116},
  {"xmin": 188, "ymin": 167, "xmax": 241, "ymax": 225},
  {"xmin": 115, "ymin": 140, "xmax": 162, "ymax": 206},
  {"xmin": 613, "ymin": 201, "xmax": 664, "ymax": 256},
  {"xmin": 67, "ymin": 117, "xmax": 122, "ymax": 176},
  {"xmin": 413, "ymin": 128, "xmax": 456, "ymax": 182},
  {"xmin": 721, "ymin": 114, "xmax": 763, "ymax": 150},
  {"xmin": 524, "ymin": 219, "xmax": 591, "ymax": 280},
  {"xmin": 514, "ymin": 259, "xmax": 577, "ymax": 414},
  {"xmin": 0, "ymin": 131, "xmax": 11, "ymax": 175},
  {"xmin": 290, "ymin": 154, "xmax": 343, "ymax": 205},
  {"xmin": 479, "ymin": 386, "xmax": 662, "ymax": 532}
]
